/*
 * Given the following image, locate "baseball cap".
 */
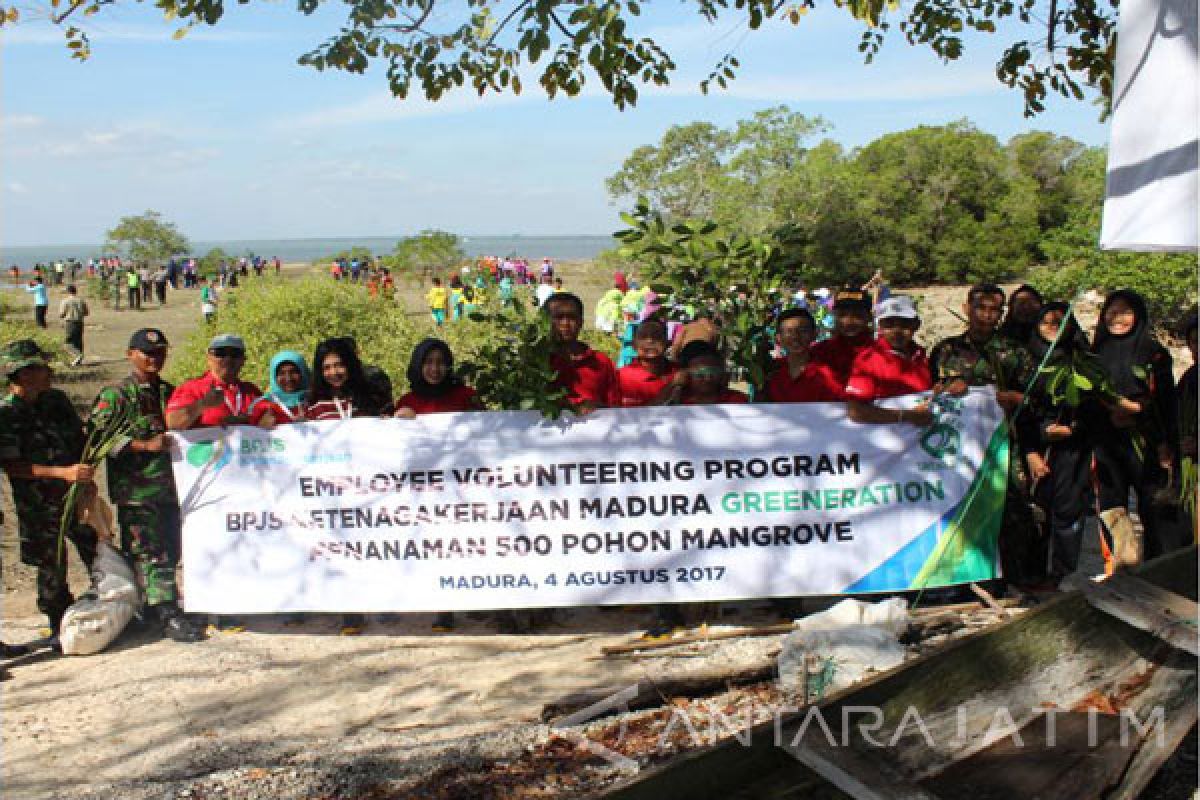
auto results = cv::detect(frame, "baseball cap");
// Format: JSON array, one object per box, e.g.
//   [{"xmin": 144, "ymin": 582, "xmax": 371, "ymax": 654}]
[
  {"xmin": 128, "ymin": 328, "xmax": 169, "ymax": 351},
  {"xmin": 0, "ymin": 339, "xmax": 50, "ymax": 378},
  {"xmin": 876, "ymin": 295, "xmax": 920, "ymax": 321},
  {"xmin": 833, "ymin": 287, "xmax": 872, "ymax": 312},
  {"xmin": 208, "ymin": 334, "xmax": 246, "ymax": 352}
]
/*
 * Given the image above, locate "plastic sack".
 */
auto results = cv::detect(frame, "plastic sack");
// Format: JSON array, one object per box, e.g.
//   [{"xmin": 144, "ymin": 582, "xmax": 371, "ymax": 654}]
[
  {"xmin": 59, "ymin": 541, "xmax": 140, "ymax": 656},
  {"xmin": 778, "ymin": 598, "xmax": 909, "ymax": 697}
]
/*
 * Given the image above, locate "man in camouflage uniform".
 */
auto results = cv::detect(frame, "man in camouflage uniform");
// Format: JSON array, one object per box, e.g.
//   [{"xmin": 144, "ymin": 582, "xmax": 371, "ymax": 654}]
[
  {"xmin": 0, "ymin": 339, "xmax": 98, "ymax": 635},
  {"xmin": 90, "ymin": 329, "xmax": 203, "ymax": 642},
  {"xmin": 930, "ymin": 284, "xmax": 1044, "ymax": 586}
]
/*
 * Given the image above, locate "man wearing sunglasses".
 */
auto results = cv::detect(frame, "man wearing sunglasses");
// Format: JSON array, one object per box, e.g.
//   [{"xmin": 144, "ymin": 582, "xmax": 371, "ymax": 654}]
[{"xmin": 166, "ymin": 334, "xmax": 263, "ymax": 430}]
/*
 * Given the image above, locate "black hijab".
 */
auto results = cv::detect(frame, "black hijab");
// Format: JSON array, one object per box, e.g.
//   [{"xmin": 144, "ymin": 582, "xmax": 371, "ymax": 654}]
[
  {"xmin": 406, "ymin": 338, "xmax": 462, "ymax": 398},
  {"xmin": 1092, "ymin": 289, "xmax": 1163, "ymax": 397},
  {"xmin": 1027, "ymin": 301, "xmax": 1088, "ymax": 363}
]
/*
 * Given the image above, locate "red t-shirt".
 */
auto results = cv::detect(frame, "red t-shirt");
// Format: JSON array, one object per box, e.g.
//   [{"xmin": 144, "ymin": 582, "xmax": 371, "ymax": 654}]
[
  {"xmin": 845, "ymin": 338, "xmax": 932, "ymax": 402},
  {"xmin": 763, "ymin": 357, "xmax": 843, "ymax": 403},
  {"xmin": 810, "ymin": 333, "xmax": 873, "ymax": 388},
  {"xmin": 395, "ymin": 385, "xmax": 478, "ymax": 415},
  {"xmin": 550, "ymin": 347, "xmax": 618, "ymax": 408},
  {"xmin": 166, "ymin": 373, "xmax": 262, "ymax": 429},
  {"xmin": 681, "ymin": 388, "xmax": 749, "ymax": 405},
  {"xmin": 616, "ymin": 361, "xmax": 676, "ymax": 407}
]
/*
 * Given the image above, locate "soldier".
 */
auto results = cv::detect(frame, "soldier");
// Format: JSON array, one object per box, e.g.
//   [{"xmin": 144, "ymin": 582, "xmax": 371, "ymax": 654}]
[
  {"xmin": 90, "ymin": 329, "xmax": 204, "ymax": 642},
  {"xmin": 0, "ymin": 340, "xmax": 98, "ymax": 637},
  {"xmin": 930, "ymin": 284, "xmax": 1043, "ymax": 586}
]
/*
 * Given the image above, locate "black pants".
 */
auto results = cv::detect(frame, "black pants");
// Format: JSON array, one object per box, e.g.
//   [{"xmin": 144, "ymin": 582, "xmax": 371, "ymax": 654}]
[
  {"xmin": 1034, "ymin": 438, "xmax": 1091, "ymax": 572},
  {"xmin": 1094, "ymin": 430, "xmax": 1182, "ymax": 559},
  {"xmin": 64, "ymin": 320, "xmax": 84, "ymax": 356},
  {"xmin": 128, "ymin": 287, "xmax": 141, "ymax": 309},
  {"xmin": 34, "ymin": 304, "xmax": 47, "ymax": 327},
  {"xmin": 155, "ymin": 282, "xmax": 167, "ymax": 305}
]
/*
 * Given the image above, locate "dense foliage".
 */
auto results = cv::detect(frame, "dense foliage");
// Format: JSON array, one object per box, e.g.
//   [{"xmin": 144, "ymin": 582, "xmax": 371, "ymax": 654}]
[
  {"xmin": 165, "ymin": 277, "xmax": 422, "ymax": 393},
  {"xmin": 606, "ymin": 112, "xmax": 1198, "ymax": 320},
  {"xmin": 12, "ymin": 0, "xmax": 1114, "ymax": 117}
]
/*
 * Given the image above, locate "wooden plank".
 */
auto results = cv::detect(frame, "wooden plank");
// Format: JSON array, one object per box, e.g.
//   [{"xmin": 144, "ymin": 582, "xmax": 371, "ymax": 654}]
[
  {"xmin": 602, "ymin": 623, "xmax": 796, "ymax": 656},
  {"xmin": 968, "ymin": 582, "xmax": 1012, "ymax": 618},
  {"xmin": 921, "ymin": 711, "xmax": 1139, "ymax": 800},
  {"xmin": 597, "ymin": 547, "xmax": 1198, "ymax": 800},
  {"xmin": 541, "ymin": 661, "xmax": 777, "ymax": 723},
  {"xmin": 1083, "ymin": 574, "xmax": 1199, "ymax": 655},
  {"xmin": 781, "ymin": 732, "xmax": 941, "ymax": 800},
  {"xmin": 1105, "ymin": 656, "xmax": 1199, "ymax": 800}
]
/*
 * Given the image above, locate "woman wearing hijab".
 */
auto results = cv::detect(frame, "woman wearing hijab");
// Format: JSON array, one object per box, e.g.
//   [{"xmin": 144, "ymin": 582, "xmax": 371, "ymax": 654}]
[
  {"xmin": 393, "ymin": 338, "xmax": 478, "ymax": 418},
  {"xmin": 1000, "ymin": 284, "xmax": 1044, "ymax": 343},
  {"xmin": 1090, "ymin": 290, "xmax": 1180, "ymax": 569},
  {"xmin": 250, "ymin": 350, "xmax": 311, "ymax": 426},
  {"xmin": 1026, "ymin": 303, "xmax": 1136, "ymax": 577}
]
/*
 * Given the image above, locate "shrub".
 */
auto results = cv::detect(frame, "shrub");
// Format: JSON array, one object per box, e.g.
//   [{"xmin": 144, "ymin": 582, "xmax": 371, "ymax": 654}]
[{"xmin": 164, "ymin": 277, "xmax": 422, "ymax": 395}]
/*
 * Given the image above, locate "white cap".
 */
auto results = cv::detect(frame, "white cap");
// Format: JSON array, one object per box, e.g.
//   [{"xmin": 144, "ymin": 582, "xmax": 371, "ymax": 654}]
[{"xmin": 876, "ymin": 295, "xmax": 919, "ymax": 321}]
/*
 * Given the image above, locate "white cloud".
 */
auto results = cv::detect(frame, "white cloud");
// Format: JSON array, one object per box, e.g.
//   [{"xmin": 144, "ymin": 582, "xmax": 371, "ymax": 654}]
[
  {"xmin": 6, "ymin": 182, "xmax": 28, "ymax": 194},
  {"xmin": 279, "ymin": 87, "xmax": 542, "ymax": 130}
]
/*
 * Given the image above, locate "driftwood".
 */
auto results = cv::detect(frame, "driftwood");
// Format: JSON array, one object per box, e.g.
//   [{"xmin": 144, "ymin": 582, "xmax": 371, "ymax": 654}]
[
  {"xmin": 968, "ymin": 582, "xmax": 1012, "ymax": 617},
  {"xmin": 1083, "ymin": 573, "xmax": 1198, "ymax": 656},
  {"xmin": 602, "ymin": 599, "xmax": 1023, "ymax": 657},
  {"xmin": 541, "ymin": 661, "xmax": 777, "ymax": 724},
  {"xmin": 598, "ymin": 547, "xmax": 1198, "ymax": 800},
  {"xmin": 602, "ymin": 623, "xmax": 797, "ymax": 656}
]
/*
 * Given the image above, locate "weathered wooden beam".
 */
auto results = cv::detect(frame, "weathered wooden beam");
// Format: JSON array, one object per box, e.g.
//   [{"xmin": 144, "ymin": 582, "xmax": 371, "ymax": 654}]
[
  {"xmin": 968, "ymin": 582, "xmax": 1012, "ymax": 618},
  {"xmin": 602, "ymin": 623, "xmax": 797, "ymax": 656},
  {"xmin": 1083, "ymin": 574, "xmax": 1199, "ymax": 655},
  {"xmin": 781, "ymin": 732, "xmax": 942, "ymax": 800},
  {"xmin": 541, "ymin": 661, "xmax": 777, "ymax": 724}
]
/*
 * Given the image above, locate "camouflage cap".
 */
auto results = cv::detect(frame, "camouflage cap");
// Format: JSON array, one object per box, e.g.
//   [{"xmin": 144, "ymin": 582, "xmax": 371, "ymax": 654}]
[{"xmin": 1, "ymin": 339, "xmax": 49, "ymax": 378}]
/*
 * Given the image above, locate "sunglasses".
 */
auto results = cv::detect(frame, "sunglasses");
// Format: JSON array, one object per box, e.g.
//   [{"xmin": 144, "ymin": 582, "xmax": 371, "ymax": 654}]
[
  {"xmin": 689, "ymin": 366, "xmax": 724, "ymax": 378},
  {"xmin": 209, "ymin": 348, "xmax": 244, "ymax": 358}
]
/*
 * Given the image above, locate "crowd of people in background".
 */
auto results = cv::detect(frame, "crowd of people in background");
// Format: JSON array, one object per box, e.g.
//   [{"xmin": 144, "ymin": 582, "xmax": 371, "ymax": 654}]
[{"xmin": 1, "ymin": 262, "xmax": 1194, "ymax": 653}]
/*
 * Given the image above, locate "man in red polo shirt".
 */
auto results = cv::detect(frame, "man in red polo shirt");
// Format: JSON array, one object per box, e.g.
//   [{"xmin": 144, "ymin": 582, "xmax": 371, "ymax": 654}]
[
  {"xmin": 845, "ymin": 296, "xmax": 933, "ymax": 426},
  {"xmin": 165, "ymin": 334, "xmax": 263, "ymax": 430},
  {"xmin": 616, "ymin": 319, "xmax": 676, "ymax": 407},
  {"xmin": 763, "ymin": 308, "xmax": 843, "ymax": 403},
  {"xmin": 810, "ymin": 287, "xmax": 875, "ymax": 397},
  {"xmin": 545, "ymin": 292, "xmax": 618, "ymax": 412}
]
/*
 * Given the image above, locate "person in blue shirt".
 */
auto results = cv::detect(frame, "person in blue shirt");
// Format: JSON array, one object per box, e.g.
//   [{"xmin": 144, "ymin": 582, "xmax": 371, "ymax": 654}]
[{"xmin": 24, "ymin": 277, "xmax": 48, "ymax": 328}]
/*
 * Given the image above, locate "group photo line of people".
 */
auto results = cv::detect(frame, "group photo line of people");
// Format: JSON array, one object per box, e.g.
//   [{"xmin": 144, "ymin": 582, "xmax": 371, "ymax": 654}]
[{"xmin": 1, "ymin": 275, "xmax": 1196, "ymax": 652}]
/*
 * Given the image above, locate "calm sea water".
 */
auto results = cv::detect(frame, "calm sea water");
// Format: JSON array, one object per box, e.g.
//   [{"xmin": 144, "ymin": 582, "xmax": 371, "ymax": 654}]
[{"xmin": 0, "ymin": 235, "xmax": 616, "ymax": 266}]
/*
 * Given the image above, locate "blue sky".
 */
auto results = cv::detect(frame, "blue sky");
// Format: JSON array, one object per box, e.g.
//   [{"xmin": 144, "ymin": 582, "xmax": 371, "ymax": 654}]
[{"xmin": 2, "ymin": 3, "xmax": 1110, "ymax": 245}]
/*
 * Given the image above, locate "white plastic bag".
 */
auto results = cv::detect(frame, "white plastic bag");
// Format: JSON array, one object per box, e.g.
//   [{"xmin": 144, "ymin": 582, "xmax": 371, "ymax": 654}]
[
  {"xmin": 59, "ymin": 541, "xmax": 140, "ymax": 656},
  {"xmin": 778, "ymin": 598, "xmax": 909, "ymax": 697}
]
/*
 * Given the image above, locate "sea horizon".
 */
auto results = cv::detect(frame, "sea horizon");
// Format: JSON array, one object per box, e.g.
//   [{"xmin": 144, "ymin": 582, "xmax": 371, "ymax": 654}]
[{"xmin": 0, "ymin": 234, "xmax": 617, "ymax": 266}]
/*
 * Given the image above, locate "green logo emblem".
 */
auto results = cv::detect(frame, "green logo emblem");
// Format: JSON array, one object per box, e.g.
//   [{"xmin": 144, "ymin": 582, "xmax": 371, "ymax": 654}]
[{"xmin": 920, "ymin": 423, "xmax": 961, "ymax": 463}]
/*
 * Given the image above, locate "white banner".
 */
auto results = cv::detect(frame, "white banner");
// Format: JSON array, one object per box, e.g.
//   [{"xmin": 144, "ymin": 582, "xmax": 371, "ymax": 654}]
[
  {"xmin": 172, "ymin": 389, "xmax": 1007, "ymax": 613},
  {"xmin": 1100, "ymin": 0, "xmax": 1198, "ymax": 251}
]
